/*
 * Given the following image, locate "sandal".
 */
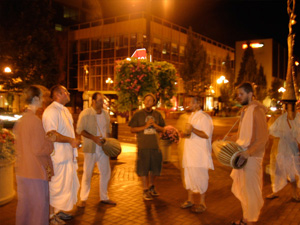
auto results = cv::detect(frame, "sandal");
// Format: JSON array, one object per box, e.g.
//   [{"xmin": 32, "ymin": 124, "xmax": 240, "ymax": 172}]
[
  {"xmin": 231, "ymin": 219, "xmax": 247, "ymax": 225},
  {"xmin": 191, "ymin": 204, "xmax": 206, "ymax": 213},
  {"xmin": 181, "ymin": 200, "xmax": 194, "ymax": 209},
  {"xmin": 266, "ymin": 193, "xmax": 279, "ymax": 199}
]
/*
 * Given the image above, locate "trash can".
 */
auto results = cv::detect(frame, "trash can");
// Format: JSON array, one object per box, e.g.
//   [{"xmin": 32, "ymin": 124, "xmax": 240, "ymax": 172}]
[{"xmin": 111, "ymin": 121, "xmax": 118, "ymax": 139}]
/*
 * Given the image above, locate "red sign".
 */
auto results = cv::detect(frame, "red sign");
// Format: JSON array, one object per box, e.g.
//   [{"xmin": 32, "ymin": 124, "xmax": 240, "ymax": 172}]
[{"xmin": 131, "ymin": 48, "xmax": 147, "ymax": 59}]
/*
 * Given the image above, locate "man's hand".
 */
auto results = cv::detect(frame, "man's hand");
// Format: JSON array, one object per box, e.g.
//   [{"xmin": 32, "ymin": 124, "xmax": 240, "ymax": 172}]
[
  {"xmin": 236, "ymin": 151, "xmax": 250, "ymax": 167},
  {"xmin": 46, "ymin": 130, "xmax": 57, "ymax": 142},
  {"xmin": 145, "ymin": 118, "xmax": 155, "ymax": 128},
  {"xmin": 92, "ymin": 136, "xmax": 103, "ymax": 146},
  {"xmin": 70, "ymin": 138, "xmax": 81, "ymax": 148}
]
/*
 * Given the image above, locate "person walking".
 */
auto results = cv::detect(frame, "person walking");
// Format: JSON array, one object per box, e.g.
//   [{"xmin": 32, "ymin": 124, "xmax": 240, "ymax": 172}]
[{"xmin": 76, "ymin": 92, "xmax": 116, "ymax": 207}]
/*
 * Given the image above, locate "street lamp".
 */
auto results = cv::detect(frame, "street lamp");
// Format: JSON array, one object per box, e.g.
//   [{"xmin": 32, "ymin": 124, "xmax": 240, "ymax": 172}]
[
  {"xmin": 106, "ymin": 77, "xmax": 114, "ymax": 90},
  {"xmin": 4, "ymin": 67, "xmax": 12, "ymax": 73},
  {"xmin": 217, "ymin": 75, "xmax": 228, "ymax": 84},
  {"xmin": 278, "ymin": 87, "xmax": 286, "ymax": 93}
]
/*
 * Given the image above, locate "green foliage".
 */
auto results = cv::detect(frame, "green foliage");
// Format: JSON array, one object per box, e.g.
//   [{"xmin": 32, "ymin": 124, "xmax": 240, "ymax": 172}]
[
  {"xmin": 154, "ymin": 61, "xmax": 177, "ymax": 108},
  {"xmin": 115, "ymin": 59, "xmax": 177, "ymax": 112},
  {"xmin": 236, "ymin": 46, "xmax": 267, "ymax": 101},
  {"xmin": 115, "ymin": 59, "xmax": 157, "ymax": 112},
  {"xmin": 179, "ymin": 27, "xmax": 210, "ymax": 95},
  {"xmin": 0, "ymin": 0, "xmax": 59, "ymax": 90}
]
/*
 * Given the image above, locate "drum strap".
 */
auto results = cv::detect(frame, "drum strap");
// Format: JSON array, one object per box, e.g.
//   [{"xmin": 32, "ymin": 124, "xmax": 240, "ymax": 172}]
[{"xmin": 223, "ymin": 118, "xmax": 240, "ymax": 141}]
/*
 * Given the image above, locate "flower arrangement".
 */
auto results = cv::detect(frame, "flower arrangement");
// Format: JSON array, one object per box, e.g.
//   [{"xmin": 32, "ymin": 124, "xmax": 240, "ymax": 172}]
[
  {"xmin": 160, "ymin": 125, "xmax": 180, "ymax": 144},
  {"xmin": 0, "ymin": 128, "xmax": 15, "ymax": 161}
]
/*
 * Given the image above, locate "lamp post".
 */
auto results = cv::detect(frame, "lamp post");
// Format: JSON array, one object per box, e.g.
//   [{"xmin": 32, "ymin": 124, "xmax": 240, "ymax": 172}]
[{"xmin": 106, "ymin": 77, "xmax": 114, "ymax": 90}]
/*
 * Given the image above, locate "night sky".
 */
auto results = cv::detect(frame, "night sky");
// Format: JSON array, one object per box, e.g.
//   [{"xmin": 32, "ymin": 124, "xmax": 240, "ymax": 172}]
[{"xmin": 98, "ymin": 0, "xmax": 300, "ymax": 55}]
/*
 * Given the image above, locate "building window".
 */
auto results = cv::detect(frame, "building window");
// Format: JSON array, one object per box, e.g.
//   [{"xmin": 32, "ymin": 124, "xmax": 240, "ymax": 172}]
[{"xmin": 80, "ymin": 39, "xmax": 89, "ymax": 52}]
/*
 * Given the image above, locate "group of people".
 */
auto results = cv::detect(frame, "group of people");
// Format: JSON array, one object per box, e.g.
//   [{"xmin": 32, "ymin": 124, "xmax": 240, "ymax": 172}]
[
  {"xmin": 129, "ymin": 82, "xmax": 299, "ymax": 225},
  {"xmin": 14, "ymin": 85, "xmax": 116, "ymax": 225},
  {"xmin": 13, "ymin": 81, "xmax": 299, "ymax": 225}
]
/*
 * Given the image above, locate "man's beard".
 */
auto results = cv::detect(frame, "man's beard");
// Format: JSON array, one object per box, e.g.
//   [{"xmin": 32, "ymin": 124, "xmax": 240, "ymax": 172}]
[{"xmin": 241, "ymin": 99, "xmax": 248, "ymax": 105}]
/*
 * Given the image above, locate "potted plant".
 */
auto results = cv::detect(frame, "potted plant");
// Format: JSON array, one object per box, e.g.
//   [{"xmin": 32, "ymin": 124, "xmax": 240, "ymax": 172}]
[
  {"xmin": 159, "ymin": 125, "xmax": 180, "ymax": 163},
  {"xmin": 0, "ymin": 124, "xmax": 16, "ymax": 205}
]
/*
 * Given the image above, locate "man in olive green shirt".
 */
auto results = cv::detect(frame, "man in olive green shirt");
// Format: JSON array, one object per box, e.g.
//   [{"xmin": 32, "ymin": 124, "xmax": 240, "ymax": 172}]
[{"xmin": 129, "ymin": 93, "xmax": 165, "ymax": 200}]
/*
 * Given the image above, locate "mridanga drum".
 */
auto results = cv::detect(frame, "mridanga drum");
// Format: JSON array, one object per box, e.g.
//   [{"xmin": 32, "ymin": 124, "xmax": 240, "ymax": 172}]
[
  {"xmin": 212, "ymin": 140, "xmax": 247, "ymax": 169},
  {"xmin": 101, "ymin": 138, "xmax": 122, "ymax": 158}
]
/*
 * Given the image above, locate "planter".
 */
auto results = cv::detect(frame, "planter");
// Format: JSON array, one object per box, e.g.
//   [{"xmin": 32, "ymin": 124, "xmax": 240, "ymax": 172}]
[
  {"xmin": 159, "ymin": 139, "xmax": 172, "ymax": 162},
  {"xmin": 0, "ymin": 159, "xmax": 15, "ymax": 206}
]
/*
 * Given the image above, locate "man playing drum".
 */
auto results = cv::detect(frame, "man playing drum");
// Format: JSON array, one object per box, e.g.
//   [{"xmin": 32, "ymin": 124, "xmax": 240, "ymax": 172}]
[
  {"xmin": 231, "ymin": 82, "xmax": 268, "ymax": 225},
  {"xmin": 76, "ymin": 92, "xmax": 116, "ymax": 207}
]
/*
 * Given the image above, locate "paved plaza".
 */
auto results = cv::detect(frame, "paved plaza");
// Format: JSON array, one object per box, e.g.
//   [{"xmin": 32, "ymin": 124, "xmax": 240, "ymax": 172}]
[{"xmin": 1, "ymin": 118, "xmax": 300, "ymax": 224}]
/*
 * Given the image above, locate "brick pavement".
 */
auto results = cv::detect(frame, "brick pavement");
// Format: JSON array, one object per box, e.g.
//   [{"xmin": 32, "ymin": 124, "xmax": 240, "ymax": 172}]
[{"xmin": 1, "ymin": 142, "xmax": 300, "ymax": 225}]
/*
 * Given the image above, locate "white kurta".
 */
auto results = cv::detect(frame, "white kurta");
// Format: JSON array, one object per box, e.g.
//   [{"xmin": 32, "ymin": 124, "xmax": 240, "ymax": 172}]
[
  {"xmin": 80, "ymin": 112, "xmax": 111, "ymax": 201},
  {"xmin": 182, "ymin": 110, "xmax": 214, "ymax": 193},
  {"xmin": 42, "ymin": 101, "xmax": 80, "ymax": 212},
  {"xmin": 269, "ymin": 112, "xmax": 300, "ymax": 193}
]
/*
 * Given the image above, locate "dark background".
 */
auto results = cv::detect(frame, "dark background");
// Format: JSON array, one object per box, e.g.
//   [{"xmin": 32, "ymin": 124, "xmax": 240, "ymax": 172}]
[{"xmin": 97, "ymin": 0, "xmax": 300, "ymax": 55}]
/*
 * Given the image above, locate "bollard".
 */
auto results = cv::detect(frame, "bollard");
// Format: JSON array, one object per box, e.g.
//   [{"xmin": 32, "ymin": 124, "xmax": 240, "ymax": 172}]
[
  {"xmin": 111, "ymin": 121, "xmax": 119, "ymax": 160},
  {"xmin": 111, "ymin": 121, "xmax": 118, "ymax": 139}
]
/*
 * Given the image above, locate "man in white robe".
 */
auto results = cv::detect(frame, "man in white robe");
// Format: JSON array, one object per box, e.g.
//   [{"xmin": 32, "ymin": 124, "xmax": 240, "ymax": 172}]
[
  {"xmin": 43, "ymin": 85, "xmax": 80, "ymax": 223},
  {"xmin": 267, "ymin": 103, "xmax": 300, "ymax": 201},
  {"xmin": 181, "ymin": 96, "xmax": 214, "ymax": 213},
  {"xmin": 231, "ymin": 82, "xmax": 268, "ymax": 225}
]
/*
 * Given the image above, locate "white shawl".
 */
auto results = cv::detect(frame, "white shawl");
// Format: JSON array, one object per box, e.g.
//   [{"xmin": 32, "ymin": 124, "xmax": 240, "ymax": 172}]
[{"xmin": 236, "ymin": 104, "xmax": 257, "ymax": 150}]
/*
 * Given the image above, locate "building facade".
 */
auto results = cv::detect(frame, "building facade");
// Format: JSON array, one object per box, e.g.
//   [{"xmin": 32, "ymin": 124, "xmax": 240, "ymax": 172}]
[{"xmin": 67, "ymin": 12, "xmax": 234, "ymax": 110}]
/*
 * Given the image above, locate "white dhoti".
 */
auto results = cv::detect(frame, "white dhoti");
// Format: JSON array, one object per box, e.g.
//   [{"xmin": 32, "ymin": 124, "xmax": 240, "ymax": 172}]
[
  {"xmin": 80, "ymin": 148, "xmax": 111, "ymax": 201},
  {"xmin": 184, "ymin": 167, "xmax": 209, "ymax": 194},
  {"xmin": 271, "ymin": 153, "xmax": 300, "ymax": 193},
  {"xmin": 231, "ymin": 157, "xmax": 263, "ymax": 222},
  {"xmin": 50, "ymin": 160, "xmax": 80, "ymax": 212}
]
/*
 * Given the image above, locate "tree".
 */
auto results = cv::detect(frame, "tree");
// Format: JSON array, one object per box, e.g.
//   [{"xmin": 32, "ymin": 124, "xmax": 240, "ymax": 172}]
[
  {"xmin": 115, "ymin": 58, "xmax": 157, "ymax": 113},
  {"xmin": 269, "ymin": 78, "xmax": 284, "ymax": 100},
  {"xmin": 0, "ymin": 0, "xmax": 60, "ymax": 90},
  {"xmin": 154, "ymin": 61, "xmax": 177, "ymax": 108},
  {"xmin": 115, "ymin": 59, "xmax": 178, "ymax": 113},
  {"xmin": 236, "ymin": 45, "xmax": 267, "ymax": 101},
  {"xmin": 180, "ymin": 27, "xmax": 210, "ymax": 95}
]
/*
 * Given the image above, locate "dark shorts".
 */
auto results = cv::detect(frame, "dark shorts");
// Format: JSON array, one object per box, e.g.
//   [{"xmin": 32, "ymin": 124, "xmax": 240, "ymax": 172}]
[{"xmin": 136, "ymin": 148, "xmax": 162, "ymax": 176}]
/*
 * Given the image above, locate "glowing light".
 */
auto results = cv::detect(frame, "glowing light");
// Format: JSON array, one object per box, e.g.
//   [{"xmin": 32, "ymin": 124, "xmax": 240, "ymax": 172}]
[
  {"xmin": 291, "ymin": 19, "xmax": 296, "ymax": 25},
  {"xmin": 270, "ymin": 107, "xmax": 277, "ymax": 112},
  {"xmin": 295, "ymin": 61, "xmax": 299, "ymax": 66},
  {"xmin": 4, "ymin": 67, "xmax": 11, "ymax": 73},
  {"xmin": 126, "ymin": 58, "xmax": 131, "ymax": 61},
  {"xmin": 242, "ymin": 43, "xmax": 264, "ymax": 49},
  {"xmin": 106, "ymin": 77, "xmax": 113, "ymax": 84},
  {"xmin": 278, "ymin": 87, "xmax": 286, "ymax": 93},
  {"xmin": 217, "ymin": 75, "xmax": 228, "ymax": 84}
]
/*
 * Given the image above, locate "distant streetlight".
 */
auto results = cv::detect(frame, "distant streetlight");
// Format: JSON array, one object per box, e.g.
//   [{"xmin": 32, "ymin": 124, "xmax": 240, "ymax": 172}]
[
  {"xmin": 217, "ymin": 75, "xmax": 228, "ymax": 84},
  {"xmin": 278, "ymin": 87, "xmax": 286, "ymax": 93},
  {"xmin": 4, "ymin": 67, "xmax": 12, "ymax": 73},
  {"xmin": 106, "ymin": 77, "xmax": 114, "ymax": 90}
]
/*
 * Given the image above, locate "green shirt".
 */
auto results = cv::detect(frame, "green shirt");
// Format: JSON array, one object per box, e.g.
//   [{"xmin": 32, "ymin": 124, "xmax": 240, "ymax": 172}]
[{"xmin": 129, "ymin": 109, "xmax": 165, "ymax": 150}]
